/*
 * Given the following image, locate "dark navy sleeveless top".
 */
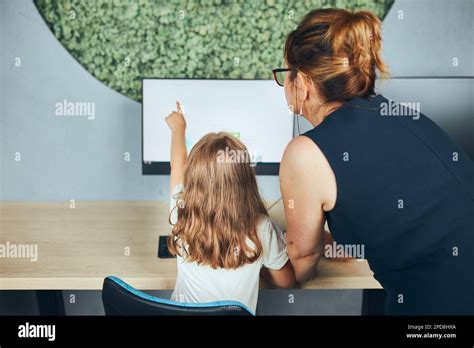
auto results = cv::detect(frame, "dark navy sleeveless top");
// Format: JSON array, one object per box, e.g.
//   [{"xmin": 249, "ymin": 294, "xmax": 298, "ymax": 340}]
[{"xmin": 303, "ymin": 94, "xmax": 474, "ymax": 315}]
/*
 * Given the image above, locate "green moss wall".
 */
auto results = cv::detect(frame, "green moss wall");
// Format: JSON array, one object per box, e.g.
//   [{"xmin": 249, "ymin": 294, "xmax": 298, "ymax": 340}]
[{"xmin": 35, "ymin": 0, "xmax": 394, "ymax": 101}]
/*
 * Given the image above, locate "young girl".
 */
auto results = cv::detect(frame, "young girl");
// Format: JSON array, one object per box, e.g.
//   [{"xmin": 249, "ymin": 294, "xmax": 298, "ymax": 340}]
[{"xmin": 165, "ymin": 102, "xmax": 295, "ymax": 313}]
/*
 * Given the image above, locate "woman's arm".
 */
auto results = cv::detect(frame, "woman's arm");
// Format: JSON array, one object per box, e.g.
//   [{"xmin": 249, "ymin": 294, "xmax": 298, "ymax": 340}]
[
  {"xmin": 266, "ymin": 260, "xmax": 296, "ymax": 288},
  {"xmin": 165, "ymin": 101, "xmax": 187, "ymax": 192},
  {"xmin": 279, "ymin": 136, "xmax": 337, "ymax": 283}
]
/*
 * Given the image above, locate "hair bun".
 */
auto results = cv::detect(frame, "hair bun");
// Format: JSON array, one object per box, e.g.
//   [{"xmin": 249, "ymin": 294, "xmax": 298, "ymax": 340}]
[{"xmin": 285, "ymin": 8, "xmax": 389, "ymax": 102}]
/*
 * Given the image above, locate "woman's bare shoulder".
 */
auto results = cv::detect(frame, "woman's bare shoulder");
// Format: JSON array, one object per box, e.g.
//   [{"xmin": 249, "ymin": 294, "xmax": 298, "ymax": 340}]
[{"xmin": 280, "ymin": 135, "xmax": 337, "ymax": 211}]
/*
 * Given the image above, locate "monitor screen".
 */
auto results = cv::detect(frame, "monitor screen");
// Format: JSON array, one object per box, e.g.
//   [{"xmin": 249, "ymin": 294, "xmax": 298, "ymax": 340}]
[{"xmin": 142, "ymin": 79, "xmax": 293, "ymax": 175}]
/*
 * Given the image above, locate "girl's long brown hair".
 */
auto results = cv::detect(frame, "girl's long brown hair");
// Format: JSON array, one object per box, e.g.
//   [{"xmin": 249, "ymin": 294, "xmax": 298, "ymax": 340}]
[{"xmin": 168, "ymin": 132, "xmax": 268, "ymax": 269}]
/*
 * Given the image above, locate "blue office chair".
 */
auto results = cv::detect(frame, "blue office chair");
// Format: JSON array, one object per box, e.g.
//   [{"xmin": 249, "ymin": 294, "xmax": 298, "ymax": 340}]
[{"xmin": 102, "ymin": 276, "xmax": 254, "ymax": 316}]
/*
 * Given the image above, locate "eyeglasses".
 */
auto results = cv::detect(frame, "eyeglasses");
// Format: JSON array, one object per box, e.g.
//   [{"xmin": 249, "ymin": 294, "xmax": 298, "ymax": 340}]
[{"xmin": 272, "ymin": 68, "xmax": 294, "ymax": 87}]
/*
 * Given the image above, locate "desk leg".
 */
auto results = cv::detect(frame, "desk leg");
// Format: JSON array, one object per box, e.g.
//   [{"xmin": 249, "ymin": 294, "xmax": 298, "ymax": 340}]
[
  {"xmin": 362, "ymin": 289, "xmax": 386, "ymax": 315},
  {"xmin": 36, "ymin": 290, "xmax": 66, "ymax": 315}
]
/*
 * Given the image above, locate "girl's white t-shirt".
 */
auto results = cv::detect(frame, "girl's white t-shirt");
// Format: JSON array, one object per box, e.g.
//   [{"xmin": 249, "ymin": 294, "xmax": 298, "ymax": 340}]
[{"xmin": 169, "ymin": 184, "xmax": 289, "ymax": 314}]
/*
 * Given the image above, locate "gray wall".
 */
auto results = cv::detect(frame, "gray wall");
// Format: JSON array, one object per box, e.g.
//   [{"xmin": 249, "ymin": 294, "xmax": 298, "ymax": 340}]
[{"xmin": 1, "ymin": 0, "xmax": 472, "ymax": 315}]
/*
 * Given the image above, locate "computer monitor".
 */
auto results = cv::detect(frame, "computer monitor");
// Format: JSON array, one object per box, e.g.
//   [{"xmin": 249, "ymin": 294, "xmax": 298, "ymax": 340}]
[{"xmin": 142, "ymin": 79, "xmax": 293, "ymax": 175}]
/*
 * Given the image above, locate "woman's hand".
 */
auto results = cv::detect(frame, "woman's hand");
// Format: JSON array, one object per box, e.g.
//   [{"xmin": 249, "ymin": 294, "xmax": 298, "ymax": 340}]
[{"xmin": 165, "ymin": 101, "xmax": 186, "ymax": 133}]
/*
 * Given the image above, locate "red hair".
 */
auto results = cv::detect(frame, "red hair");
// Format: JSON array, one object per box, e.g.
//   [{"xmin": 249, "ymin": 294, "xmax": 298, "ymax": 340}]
[{"xmin": 285, "ymin": 8, "xmax": 389, "ymax": 102}]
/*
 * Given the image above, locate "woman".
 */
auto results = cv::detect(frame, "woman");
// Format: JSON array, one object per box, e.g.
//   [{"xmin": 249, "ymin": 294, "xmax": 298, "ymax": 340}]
[{"xmin": 276, "ymin": 8, "xmax": 474, "ymax": 315}]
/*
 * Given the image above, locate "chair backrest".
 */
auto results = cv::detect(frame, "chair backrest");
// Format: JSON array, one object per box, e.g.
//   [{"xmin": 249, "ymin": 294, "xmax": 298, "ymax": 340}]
[{"xmin": 102, "ymin": 276, "xmax": 254, "ymax": 316}]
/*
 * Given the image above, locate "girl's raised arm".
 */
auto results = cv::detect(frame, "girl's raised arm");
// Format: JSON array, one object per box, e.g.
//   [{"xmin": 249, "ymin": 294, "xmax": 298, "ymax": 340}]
[{"xmin": 165, "ymin": 101, "xmax": 187, "ymax": 193}]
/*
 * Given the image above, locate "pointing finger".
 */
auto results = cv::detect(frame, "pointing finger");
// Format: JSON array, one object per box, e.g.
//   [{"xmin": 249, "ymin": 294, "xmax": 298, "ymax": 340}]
[{"xmin": 176, "ymin": 101, "xmax": 182, "ymax": 114}]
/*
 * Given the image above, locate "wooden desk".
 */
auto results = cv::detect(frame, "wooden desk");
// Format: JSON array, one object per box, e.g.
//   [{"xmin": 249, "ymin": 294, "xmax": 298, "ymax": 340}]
[{"xmin": 0, "ymin": 201, "xmax": 381, "ymax": 290}]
